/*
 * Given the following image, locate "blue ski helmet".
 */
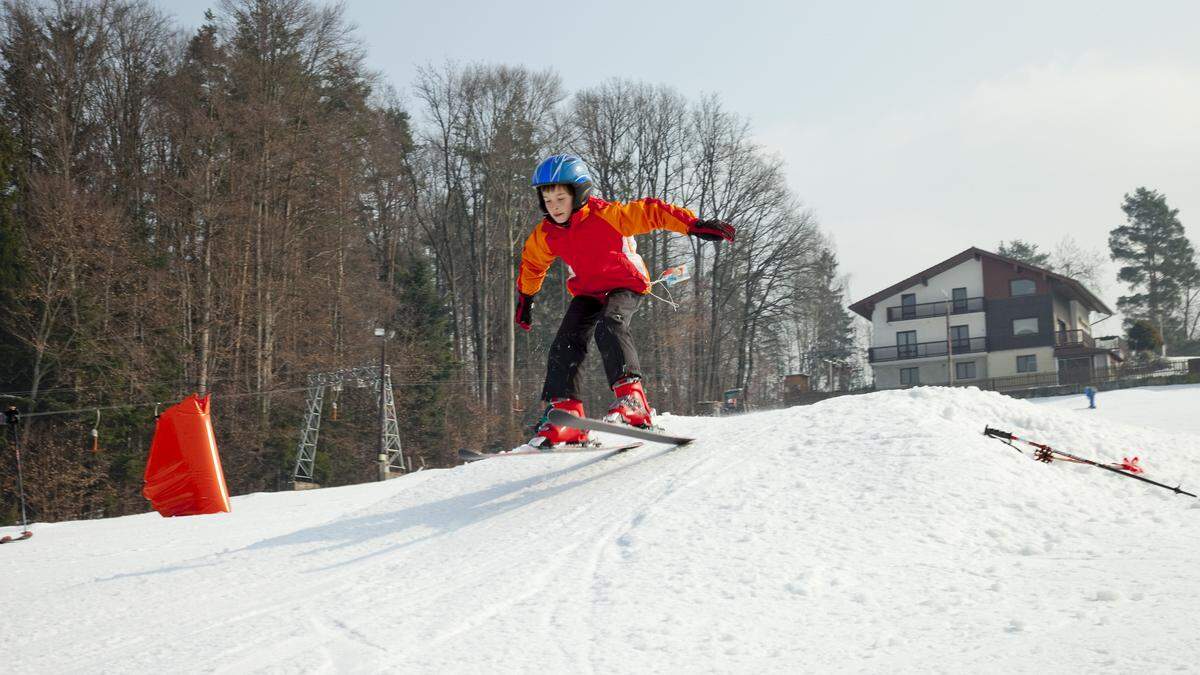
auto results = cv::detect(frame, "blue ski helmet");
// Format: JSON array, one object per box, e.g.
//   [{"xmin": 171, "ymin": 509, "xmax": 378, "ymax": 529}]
[{"xmin": 531, "ymin": 154, "xmax": 593, "ymax": 213}]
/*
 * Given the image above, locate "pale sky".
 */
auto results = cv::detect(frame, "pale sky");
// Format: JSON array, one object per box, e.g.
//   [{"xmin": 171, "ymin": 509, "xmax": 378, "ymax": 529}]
[{"xmin": 159, "ymin": 0, "xmax": 1200, "ymax": 312}]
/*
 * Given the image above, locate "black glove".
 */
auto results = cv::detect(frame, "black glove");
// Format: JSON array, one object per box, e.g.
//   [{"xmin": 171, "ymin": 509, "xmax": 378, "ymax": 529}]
[
  {"xmin": 688, "ymin": 219, "xmax": 735, "ymax": 242},
  {"xmin": 515, "ymin": 293, "xmax": 534, "ymax": 331}
]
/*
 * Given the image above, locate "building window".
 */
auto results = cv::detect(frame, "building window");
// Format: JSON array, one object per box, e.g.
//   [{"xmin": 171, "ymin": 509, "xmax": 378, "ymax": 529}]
[
  {"xmin": 1010, "ymin": 278, "xmax": 1036, "ymax": 296},
  {"xmin": 956, "ymin": 361, "xmax": 977, "ymax": 380},
  {"xmin": 896, "ymin": 330, "xmax": 917, "ymax": 359},
  {"xmin": 952, "ymin": 287, "xmax": 968, "ymax": 313},
  {"xmin": 1012, "ymin": 317, "xmax": 1039, "ymax": 336},
  {"xmin": 901, "ymin": 293, "xmax": 916, "ymax": 319},
  {"xmin": 900, "ymin": 367, "xmax": 919, "ymax": 386},
  {"xmin": 1017, "ymin": 355, "xmax": 1037, "ymax": 373},
  {"xmin": 950, "ymin": 325, "xmax": 970, "ymax": 351}
]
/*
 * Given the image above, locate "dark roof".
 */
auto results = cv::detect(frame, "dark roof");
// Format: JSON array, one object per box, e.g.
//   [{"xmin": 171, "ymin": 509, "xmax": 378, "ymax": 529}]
[{"xmin": 847, "ymin": 246, "xmax": 1113, "ymax": 319}]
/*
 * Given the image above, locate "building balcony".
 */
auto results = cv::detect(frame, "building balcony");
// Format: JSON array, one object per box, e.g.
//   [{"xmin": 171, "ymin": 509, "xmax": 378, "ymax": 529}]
[
  {"xmin": 887, "ymin": 297, "xmax": 986, "ymax": 322},
  {"xmin": 869, "ymin": 336, "xmax": 988, "ymax": 363},
  {"xmin": 1092, "ymin": 335, "xmax": 1128, "ymax": 361},
  {"xmin": 1054, "ymin": 329, "xmax": 1094, "ymax": 349}
]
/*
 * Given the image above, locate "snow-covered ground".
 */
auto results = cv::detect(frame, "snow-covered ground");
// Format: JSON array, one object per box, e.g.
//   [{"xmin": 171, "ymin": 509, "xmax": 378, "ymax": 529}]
[
  {"xmin": 4, "ymin": 385, "xmax": 1200, "ymax": 673},
  {"xmin": 1031, "ymin": 383, "xmax": 1200, "ymax": 436}
]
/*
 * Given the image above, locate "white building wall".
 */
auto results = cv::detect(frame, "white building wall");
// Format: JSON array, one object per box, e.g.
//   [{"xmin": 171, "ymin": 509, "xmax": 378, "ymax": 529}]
[
  {"xmin": 874, "ymin": 314, "xmax": 989, "ymax": 348},
  {"xmin": 987, "ymin": 346, "xmax": 1057, "ymax": 378},
  {"xmin": 873, "ymin": 365, "xmax": 902, "ymax": 389},
  {"xmin": 951, "ymin": 355, "xmax": 989, "ymax": 383},
  {"xmin": 1052, "ymin": 295, "xmax": 1096, "ymax": 334},
  {"xmin": 874, "ymin": 355, "xmax": 990, "ymax": 388},
  {"xmin": 868, "ymin": 258, "xmax": 989, "ymax": 389},
  {"xmin": 1071, "ymin": 300, "xmax": 1092, "ymax": 333},
  {"xmin": 869, "ymin": 258, "xmax": 985, "ymax": 347}
]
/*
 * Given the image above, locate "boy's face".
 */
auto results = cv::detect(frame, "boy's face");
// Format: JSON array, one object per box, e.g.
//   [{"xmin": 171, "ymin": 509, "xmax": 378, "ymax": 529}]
[{"xmin": 541, "ymin": 185, "xmax": 573, "ymax": 224}]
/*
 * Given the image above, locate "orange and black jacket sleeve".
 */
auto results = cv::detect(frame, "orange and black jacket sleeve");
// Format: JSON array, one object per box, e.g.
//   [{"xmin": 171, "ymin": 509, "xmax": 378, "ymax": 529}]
[
  {"xmin": 595, "ymin": 198, "xmax": 697, "ymax": 237},
  {"xmin": 517, "ymin": 225, "xmax": 556, "ymax": 296}
]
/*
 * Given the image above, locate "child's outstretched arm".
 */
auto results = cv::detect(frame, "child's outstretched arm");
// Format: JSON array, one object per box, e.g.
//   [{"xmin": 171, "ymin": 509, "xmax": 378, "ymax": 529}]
[{"xmin": 597, "ymin": 198, "xmax": 736, "ymax": 242}]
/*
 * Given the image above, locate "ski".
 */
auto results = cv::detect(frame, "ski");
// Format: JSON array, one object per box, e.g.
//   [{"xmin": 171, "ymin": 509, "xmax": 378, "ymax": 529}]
[
  {"xmin": 548, "ymin": 409, "xmax": 694, "ymax": 446},
  {"xmin": 459, "ymin": 441, "xmax": 643, "ymax": 462},
  {"xmin": 0, "ymin": 531, "xmax": 32, "ymax": 544}
]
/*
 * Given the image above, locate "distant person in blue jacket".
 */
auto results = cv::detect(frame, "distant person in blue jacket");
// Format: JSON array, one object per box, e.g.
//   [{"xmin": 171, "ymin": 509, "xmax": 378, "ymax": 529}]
[{"xmin": 1084, "ymin": 386, "xmax": 1096, "ymax": 409}]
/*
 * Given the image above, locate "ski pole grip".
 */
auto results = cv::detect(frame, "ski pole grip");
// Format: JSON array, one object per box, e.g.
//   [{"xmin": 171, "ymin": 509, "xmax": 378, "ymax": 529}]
[{"xmin": 984, "ymin": 426, "xmax": 1015, "ymax": 441}]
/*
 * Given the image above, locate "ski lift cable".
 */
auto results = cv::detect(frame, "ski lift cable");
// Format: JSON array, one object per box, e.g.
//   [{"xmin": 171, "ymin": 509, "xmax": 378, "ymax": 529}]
[
  {"xmin": 0, "ymin": 363, "xmax": 453, "ymax": 399},
  {"xmin": 18, "ymin": 385, "xmax": 312, "ymax": 419},
  {"xmin": 13, "ymin": 373, "xmax": 535, "ymax": 421}
]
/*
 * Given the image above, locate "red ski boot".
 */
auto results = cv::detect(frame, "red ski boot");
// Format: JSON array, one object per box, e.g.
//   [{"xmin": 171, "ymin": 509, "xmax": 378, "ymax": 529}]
[
  {"xmin": 604, "ymin": 377, "xmax": 653, "ymax": 428},
  {"xmin": 531, "ymin": 398, "xmax": 591, "ymax": 447}
]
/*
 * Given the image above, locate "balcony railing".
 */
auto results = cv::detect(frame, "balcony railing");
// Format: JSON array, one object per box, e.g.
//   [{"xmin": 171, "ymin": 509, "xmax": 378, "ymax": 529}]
[
  {"xmin": 887, "ymin": 297, "xmax": 986, "ymax": 322},
  {"xmin": 1054, "ymin": 329, "xmax": 1095, "ymax": 349},
  {"xmin": 967, "ymin": 360, "xmax": 1191, "ymax": 393},
  {"xmin": 869, "ymin": 336, "xmax": 988, "ymax": 363}
]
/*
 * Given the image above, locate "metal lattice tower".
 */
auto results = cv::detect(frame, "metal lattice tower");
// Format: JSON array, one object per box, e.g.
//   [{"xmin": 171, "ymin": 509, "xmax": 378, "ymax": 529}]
[
  {"xmin": 292, "ymin": 365, "xmax": 407, "ymax": 485},
  {"xmin": 380, "ymin": 369, "xmax": 404, "ymax": 473}
]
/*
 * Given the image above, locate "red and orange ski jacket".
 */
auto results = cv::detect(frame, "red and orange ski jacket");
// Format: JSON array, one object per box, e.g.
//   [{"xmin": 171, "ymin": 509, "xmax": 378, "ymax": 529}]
[{"xmin": 517, "ymin": 196, "xmax": 698, "ymax": 299}]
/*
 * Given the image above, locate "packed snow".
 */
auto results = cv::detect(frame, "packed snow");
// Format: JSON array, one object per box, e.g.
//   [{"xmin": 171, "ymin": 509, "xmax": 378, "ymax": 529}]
[
  {"xmin": 1031, "ymin": 383, "xmax": 1200, "ymax": 436},
  {"xmin": 4, "ymin": 385, "xmax": 1200, "ymax": 673}
]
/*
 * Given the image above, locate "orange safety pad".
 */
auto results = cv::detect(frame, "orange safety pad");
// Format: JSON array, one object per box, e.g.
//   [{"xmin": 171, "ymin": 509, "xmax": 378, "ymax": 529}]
[{"xmin": 142, "ymin": 394, "xmax": 231, "ymax": 516}]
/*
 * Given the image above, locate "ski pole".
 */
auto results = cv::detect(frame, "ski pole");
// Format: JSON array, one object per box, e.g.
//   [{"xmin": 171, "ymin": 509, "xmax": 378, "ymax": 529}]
[{"xmin": 983, "ymin": 426, "xmax": 1197, "ymax": 499}]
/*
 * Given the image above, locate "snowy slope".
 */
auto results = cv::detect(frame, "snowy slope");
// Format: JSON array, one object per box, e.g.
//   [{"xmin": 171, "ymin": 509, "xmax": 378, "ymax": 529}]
[
  {"xmin": 4, "ymin": 386, "xmax": 1200, "ymax": 673},
  {"xmin": 1031, "ymin": 383, "xmax": 1200, "ymax": 436}
]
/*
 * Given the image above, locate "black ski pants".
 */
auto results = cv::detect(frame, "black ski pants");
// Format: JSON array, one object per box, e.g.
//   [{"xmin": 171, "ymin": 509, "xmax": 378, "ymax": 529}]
[{"xmin": 541, "ymin": 289, "xmax": 643, "ymax": 401}]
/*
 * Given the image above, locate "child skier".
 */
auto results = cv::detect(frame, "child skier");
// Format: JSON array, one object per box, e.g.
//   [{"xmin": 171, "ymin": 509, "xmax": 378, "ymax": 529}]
[{"xmin": 515, "ymin": 154, "xmax": 735, "ymax": 447}]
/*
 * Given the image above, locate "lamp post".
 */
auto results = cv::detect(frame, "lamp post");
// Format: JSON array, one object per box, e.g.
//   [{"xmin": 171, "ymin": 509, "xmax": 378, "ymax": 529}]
[
  {"xmin": 942, "ymin": 289, "xmax": 954, "ymax": 386},
  {"xmin": 820, "ymin": 358, "xmax": 835, "ymax": 392},
  {"xmin": 820, "ymin": 358, "xmax": 848, "ymax": 392}
]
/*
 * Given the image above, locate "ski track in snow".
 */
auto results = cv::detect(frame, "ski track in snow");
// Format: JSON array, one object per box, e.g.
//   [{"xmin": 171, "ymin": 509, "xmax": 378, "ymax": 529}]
[{"xmin": 3, "ymin": 385, "xmax": 1200, "ymax": 672}]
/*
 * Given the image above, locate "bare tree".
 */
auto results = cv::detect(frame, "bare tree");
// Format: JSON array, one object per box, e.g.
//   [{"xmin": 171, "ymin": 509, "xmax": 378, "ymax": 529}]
[
  {"xmin": 412, "ymin": 61, "xmax": 561, "ymax": 434},
  {"xmin": 1052, "ymin": 235, "xmax": 1107, "ymax": 295},
  {"xmin": 1, "ymin": 0, "xmax": 115, "ymax": 405}
]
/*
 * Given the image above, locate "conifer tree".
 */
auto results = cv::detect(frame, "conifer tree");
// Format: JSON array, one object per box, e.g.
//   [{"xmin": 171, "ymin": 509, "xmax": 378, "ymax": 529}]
[
  {"xmin": 806, "ymin": 250, "xmax": 858, "ymax": 390},
  {"xmin": 997, "ymin": 239, "xmax": 1052, "ymax": 269},
  {"xmin": 389, "ymin": 251, "xmax": 458, "ymax": 466},
  {"xmin": 1109, "ymin": 188, "xmax": 1200, "ymax": 352}
]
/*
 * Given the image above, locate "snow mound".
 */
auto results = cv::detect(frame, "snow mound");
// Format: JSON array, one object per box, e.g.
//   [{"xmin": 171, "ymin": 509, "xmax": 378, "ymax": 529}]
[{"xmin": 4, "ymin": 386, "xmax": 1199, "ymax": 672}]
